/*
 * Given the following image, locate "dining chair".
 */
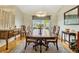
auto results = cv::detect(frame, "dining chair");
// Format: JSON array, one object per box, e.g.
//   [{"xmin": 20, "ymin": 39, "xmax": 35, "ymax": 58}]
[
  {"xmin": 46, "ymin": 26, "xmax": 60, "ymax": 50},
  {"xmin": 20, "ymin": 25, "xmax": 26, "ymax": 40},
  {"xmin": 25, "ymin": 25, "xmax": 36, "ymax": 49},
  {"xmin": 53, "ymin": 25, "xmax": 56, "ymax": 34}
]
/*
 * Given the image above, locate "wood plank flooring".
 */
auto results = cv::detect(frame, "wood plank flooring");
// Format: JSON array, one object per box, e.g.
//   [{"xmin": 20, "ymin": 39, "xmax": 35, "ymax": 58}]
[
  {"xmin": 0, "ymin": 37, "xmax": 25, "ymax": 53},
  {"xmin": 0, "ymin": 36, "xmax": 74, "ymax": 53}
]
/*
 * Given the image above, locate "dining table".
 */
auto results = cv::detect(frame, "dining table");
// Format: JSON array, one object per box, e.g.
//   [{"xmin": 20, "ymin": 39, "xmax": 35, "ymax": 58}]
[{"xmin": 25, "ymin": 30, "xmax": 58, "ymax": 53}]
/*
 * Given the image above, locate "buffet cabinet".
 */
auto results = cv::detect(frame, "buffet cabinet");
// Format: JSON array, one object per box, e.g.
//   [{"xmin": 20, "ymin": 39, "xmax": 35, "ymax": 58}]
[
  {"xmin": 0, "ymin": 29, "xmax": 19, "ymax": 50},
  {"xmin": 62, "ymin": 31, "xmax": 76, "ymax": 48}
]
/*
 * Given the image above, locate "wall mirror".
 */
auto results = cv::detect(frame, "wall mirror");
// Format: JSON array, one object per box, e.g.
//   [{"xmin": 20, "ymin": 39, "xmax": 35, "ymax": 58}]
[{"xmin": 64, "ymin": 6, "xmax": 79, "ymax": 25}]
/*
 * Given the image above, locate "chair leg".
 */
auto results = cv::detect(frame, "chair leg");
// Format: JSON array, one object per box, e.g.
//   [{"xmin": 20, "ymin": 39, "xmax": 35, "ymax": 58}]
[
  {"xmin": 25, "ymin": 43, "xmax": 27, "ymax": 50},
  {"xmin": 46, "ymin": 45, "xmax": 48, "ymax": 51},
  {"xmin": 33, "ymin": 45, "xmax": 37, "ymax": 51},
  {"xmin": 45, "ymin": 42, "xmax": 49, "ymax": 51},
  {"xmin": 33, "ymin": 41, "xmax": 38, "ymax": 51},
  {"xmin": 28, "ymin": 42, "xmax": 30, "ymax": 45},
  {"xmin": 53, "ymin": 42, "xmax": 55, "ymax": 46},
  {"xmin": 25, "ymin": 40, "xmax": 27, "ymax": 50},
  {"xmin": 56, "ymin": 42, "xmax": 59, "ymax": 50},
  {"xmin": 40, "ymin": 44, "xmax": 42, "ymax": 53},
  {"xmin": 45, "ymin": 39, "xmax": 47, "ymax": 44}
]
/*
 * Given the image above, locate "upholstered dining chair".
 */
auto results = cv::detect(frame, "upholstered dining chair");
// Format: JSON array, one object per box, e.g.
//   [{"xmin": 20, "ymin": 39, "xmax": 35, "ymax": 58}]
[
  {"xmin": 45, "ymin": 26, "xmax": 60, "ymax": 50},
  {"xmin": 20, "ymin": 25, "xmax": 26, "ymax": 39},
  {"xmin": 25, "ymin": 25, "xmax": 36, "ymax": 49},
  {"xmin": 53, "ymin": 25, "xmax": 56, "ymax": 34}
]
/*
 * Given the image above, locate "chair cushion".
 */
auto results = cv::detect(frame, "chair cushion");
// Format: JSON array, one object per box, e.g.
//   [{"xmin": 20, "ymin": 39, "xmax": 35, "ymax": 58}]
[
  {"xmin": 46, "ymin": 39, "xmax": 56, "ymax": 41},
  {"xmin": 27, "ymin": 39, "xmax": 36, "ymax": 42}
]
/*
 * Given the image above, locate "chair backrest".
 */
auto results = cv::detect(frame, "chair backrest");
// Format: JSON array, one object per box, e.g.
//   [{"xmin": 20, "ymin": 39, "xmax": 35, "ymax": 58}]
[
  {"xmin": 53, "ymin": 25, "xmax": 60, "ymax": 36},
  {"xmin": 21, "ymin": 25, "xmax": 26, "ymax": 31},
  {"xmin": 56, "ymin": 26, "xmax": 60, "ymax": 36},
  {"xmin": 26, "ymin": 25, "xmax": 32, "ymax": 36},
  {"xmin": 53, "ymin": 25, "xmax": 56, "ymax": 34},
  {"xmin": 20, "ymin": 25, "xmax": 26, "ymax": 35}
]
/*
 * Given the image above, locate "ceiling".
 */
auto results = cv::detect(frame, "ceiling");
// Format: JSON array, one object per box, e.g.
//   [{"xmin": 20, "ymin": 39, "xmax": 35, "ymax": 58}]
[{"xmin": 16, "ymin": 5, "xmax": 63, "ymax": 15}]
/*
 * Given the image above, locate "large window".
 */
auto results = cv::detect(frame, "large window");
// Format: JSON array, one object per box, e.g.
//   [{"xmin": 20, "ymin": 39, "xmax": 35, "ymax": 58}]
[
  {"xmin": 32, "ymin": 16, "xmax": 51, "ymax": 29},
  {"xmin": 32, "ymin": 16, "xmax": 51, "ymax": 35}
]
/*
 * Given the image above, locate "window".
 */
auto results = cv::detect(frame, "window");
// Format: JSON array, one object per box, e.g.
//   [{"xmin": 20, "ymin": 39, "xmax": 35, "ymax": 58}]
[{"xmin": 32, "ymin": 16, "xmax": 51, "ymax": 35}]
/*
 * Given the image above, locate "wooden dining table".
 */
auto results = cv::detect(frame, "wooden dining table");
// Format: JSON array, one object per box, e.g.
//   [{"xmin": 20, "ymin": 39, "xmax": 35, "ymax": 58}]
[{"xmin": 25, "ymin": 33, "xmax": 58, "ymax": 53}]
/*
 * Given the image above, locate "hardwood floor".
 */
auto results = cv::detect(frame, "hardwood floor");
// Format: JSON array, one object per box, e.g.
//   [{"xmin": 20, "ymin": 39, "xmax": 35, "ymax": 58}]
[
  {"xmin": 0, "ymin": 37, "xmax": 25, "ymax": 53},
  {"xmin": 0, "ymin": 36, "xmax": 74, "ymax": 53},
  {"xmin": 60, "ymin": 40, "xmax": 74, "ymax": 53},
  {"xmin": 10, "ymin": 39, "xmax": 73, "ymax": 53}
]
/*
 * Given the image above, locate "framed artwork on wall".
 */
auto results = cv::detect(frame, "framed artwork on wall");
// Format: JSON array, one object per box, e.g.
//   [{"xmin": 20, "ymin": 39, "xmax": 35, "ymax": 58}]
[{"xmin": 64, "ymin": 6, "xmax": 79, "ymax": 25}]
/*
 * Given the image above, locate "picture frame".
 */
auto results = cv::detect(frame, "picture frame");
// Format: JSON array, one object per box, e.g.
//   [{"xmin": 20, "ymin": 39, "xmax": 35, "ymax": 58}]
[{"xmin": 64, "ymin": 6, "xmax": 79, "ymax": 25}]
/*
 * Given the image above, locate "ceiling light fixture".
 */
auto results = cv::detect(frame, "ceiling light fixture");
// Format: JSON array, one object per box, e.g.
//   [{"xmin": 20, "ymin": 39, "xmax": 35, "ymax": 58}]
[{"xmin": 35, "ymin": 11, "xmax": 47, "ymax": 17}]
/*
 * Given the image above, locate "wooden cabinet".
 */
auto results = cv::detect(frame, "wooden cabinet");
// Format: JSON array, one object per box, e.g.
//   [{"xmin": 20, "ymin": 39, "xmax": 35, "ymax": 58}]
[
  {"xmin": 0, "ymin": 31, "xmax": 9, "ymax": 39},
  {"xmin": 0, "ymin": 29, "xmax": 19, "ymax": 50},
  {"xmin": 62, "ymin": 31, "xmax": 76, "ymax": 48},
  {"xmin": 77, "ymin": 32, "xmax": 79, "ymax": 49}
]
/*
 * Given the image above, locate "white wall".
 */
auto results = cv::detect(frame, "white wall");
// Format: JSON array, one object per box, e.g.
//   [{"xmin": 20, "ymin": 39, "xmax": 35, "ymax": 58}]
[
  {"xmin": 57, "ymin": 5, "xmax": 78, "ymax": 35},
  {"xmin": 24, "ymin": 13, "xmax": 32, "ymax": 27},
  {"xmin": 0, "ymin": 6, "xmax": 24, "ymax": 29},
  {"xmin": 51, "ymin": 14, "xmax": 58, "ymax": 26},
  {"xmin": 24, "ymin": 13, "xmax": 58, "ymax": 28},
  {"xmin": 15, "ymin": 7, "xmax": 24, "ymax": 28}
]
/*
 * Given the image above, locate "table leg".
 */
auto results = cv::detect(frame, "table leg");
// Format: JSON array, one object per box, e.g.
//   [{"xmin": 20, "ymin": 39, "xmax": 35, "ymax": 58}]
[
  {"xmin": 6, "ymin": 39, "xmax": 8, "ymax": 50},
  {"xmin": 33, "ymin": 39, "xmax": 49, "ymax": 53},
  {"xmin": 40, "ymin": 44, "xmax": 42, "ymax": 53}
]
